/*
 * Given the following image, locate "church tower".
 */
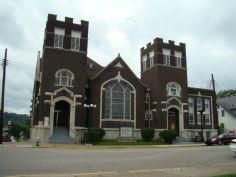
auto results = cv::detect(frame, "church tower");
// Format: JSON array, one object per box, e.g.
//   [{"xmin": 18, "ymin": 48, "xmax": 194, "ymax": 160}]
[
  {"xmin": 141, "ymin": 38, "xmax": 188, "ymax": 134},
  {"xmin": 32, "ymin": 14, "xmax": 89, "ymax": 141}
]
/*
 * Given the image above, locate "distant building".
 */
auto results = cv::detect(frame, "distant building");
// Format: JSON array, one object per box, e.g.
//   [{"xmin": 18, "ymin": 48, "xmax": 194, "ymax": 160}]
[
  {"xmin": 31, "ymin": 14, "xmax": 218, "ymax": 143},
  {"xmin": 217, "ymin": 96, "xmax": 236, "ymax": 131}
]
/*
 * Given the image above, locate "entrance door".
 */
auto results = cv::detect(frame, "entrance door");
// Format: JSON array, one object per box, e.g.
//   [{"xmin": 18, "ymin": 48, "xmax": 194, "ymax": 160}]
[
  {"xmin": 54, "ymin": 100, "xmax": 70, "ymax": 129},
  {"xmin": 168, "ymin": 108, "xmax": 179, "ymax": 135}
]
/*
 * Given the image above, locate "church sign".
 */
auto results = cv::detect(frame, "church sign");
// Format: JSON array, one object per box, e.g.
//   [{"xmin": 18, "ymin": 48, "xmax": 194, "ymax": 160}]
[{"xmin": 120, "ymin": 127, "xmax": 133, "ymax": 137}]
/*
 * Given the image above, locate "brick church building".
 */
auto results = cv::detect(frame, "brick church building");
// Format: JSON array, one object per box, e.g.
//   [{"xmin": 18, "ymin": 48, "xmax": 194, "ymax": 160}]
[{"xmin": 31, "ymin": 14, "xmax": 218, "ymax": 143}]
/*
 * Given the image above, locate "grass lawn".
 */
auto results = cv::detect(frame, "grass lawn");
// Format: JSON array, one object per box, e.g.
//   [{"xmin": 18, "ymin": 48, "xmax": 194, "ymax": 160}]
[
  {"xmin": 213, "ymin": 174, "xmax": 236, "ymax": 177},
  {"xmin": 96, "ymin": 140, "xmax": 168, "ymax": 146}
]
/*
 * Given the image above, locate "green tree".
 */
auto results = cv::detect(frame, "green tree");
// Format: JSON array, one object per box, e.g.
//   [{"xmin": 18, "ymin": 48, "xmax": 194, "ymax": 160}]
[
  {"xmin": 8, "ymin": 122, "xmax": 22, "ymax": 141},
  {"xmin": 8, "ymin": 121, "xmax": 30, "ymax": 141},
  {"xmin": 217, "ymin": 89, "xmax": 236, "ymax": 98}
]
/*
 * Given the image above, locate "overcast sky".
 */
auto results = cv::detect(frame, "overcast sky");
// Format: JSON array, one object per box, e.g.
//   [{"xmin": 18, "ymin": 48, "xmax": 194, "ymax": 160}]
[{"xmin": 0, "ymin": 0, "xmax": 236, "ymax": 114}]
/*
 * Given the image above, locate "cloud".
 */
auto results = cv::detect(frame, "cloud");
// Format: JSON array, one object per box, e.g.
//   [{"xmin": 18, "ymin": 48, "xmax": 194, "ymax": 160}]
[{"xmin": 0, "ymin": 0, "xmax": 236, "ymax": 114}]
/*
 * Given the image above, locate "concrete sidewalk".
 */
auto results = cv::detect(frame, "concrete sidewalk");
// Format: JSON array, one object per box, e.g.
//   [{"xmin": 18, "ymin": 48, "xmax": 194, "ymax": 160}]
[{"xmin": 2, "ymin": 142, "xmax": 205, "ymax": 149}]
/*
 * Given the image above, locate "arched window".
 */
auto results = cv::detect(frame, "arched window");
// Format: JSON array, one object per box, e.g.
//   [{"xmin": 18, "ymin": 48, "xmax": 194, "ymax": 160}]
[
  {"xmin": 55, "ymin": 69, "xmax": 74, "ymax": 86},
  {"xmin": 166, "ymin": 82, "xmax": 181, "ymax": 96},
  {"xmin": 104, "ymin": 82, "xmax": 132, "ymax": 120}
]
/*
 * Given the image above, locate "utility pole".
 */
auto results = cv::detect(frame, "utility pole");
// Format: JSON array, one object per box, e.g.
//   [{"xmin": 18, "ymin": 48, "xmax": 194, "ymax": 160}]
[
  {"xmin": 0, "ymin": 49, "xmax": 7, "ymax": 144},
  {"xmin": 211, "ymin": 73, "xmax": 216, "ymax": 92}
]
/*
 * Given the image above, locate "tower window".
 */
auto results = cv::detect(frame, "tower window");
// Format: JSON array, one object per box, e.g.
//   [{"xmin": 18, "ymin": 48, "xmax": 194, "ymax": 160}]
[
  {"xmin": 54, "ymin": 28, "xmax": 65, "ymax": 48},
  {"xmin": 55, "ymin": 69, "xmax": 74, "ymax": 87},
  {"xmin": 164, "ymin": 55, "xmax": 170, "ymax": 66},
  {"xmin": 149, "ymin": 51, "xmax": 154, "ymax": 67},
  {"xmin": 142, "ymin": 55, "xmax": 147, "ymax": 71},
  {"xmin": 166, "ymin": 82, "xmax": 181, "ymax": 96},
  {"xmin": 162, "ymin": 48, "xmax": 171, "ymax": 66},
  {"xmin": 174, "ymin": 51, "xmax": 182, "ymax": 68},
  {"xmin": 176, "ymin": 57, "xmax": 181, "ymax": 67},
  {"xmin": 71, "ymin": 31, "xmax": 81, "ymax": 51}
]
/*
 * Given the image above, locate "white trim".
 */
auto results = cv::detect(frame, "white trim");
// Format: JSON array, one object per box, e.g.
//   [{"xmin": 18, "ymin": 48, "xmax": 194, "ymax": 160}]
[
  {"xmin": 74, "ymin": 94, "xmax": 82, "ymax": 98},
  {"xmin": 166, "ymin": 96, "xmax": 182, "ymax": 105},
  {"xmin": 74, "ymin": 126, "xmax": 87, "ymax": 130},
  {"xmin": 161, "ymin": 101, "xmax": 167, "ymax": 104},
  {"xmin": 71, "ymin": 30, "xmax": 81, "ymax": 38},
  {"xmin": 188, "ymin": 94, "xmax": 212, "ymax": 98},
  {"xmin": 101, "ymin": 119, "xmax": 135, "ymax": 122},
  {"xmin": 49, "ymin": 96, "xmax": 76, "ymax": 138},
  {"xmin": 114, "ymin": 62, "xmax": 124, "ymax": 68},
  {"xmin": 44, "ymin": 46, "xmax": 88, "ymax": 54},
  {"xmin": 100, "ymin": 71, "xmax": 136, "ymax": 129},
  {"xmin": 167, "ymin": 105, "xmax": 181, "ymax": 111},
  {"xmin": 55, "ymin": 68, "xmax": 75, "ymax": 79},
  {"xmin": 141, "ymin": 63, "xmax": 187, "ymax": 73},
  {"xmin": 210, "ymin": 96, "xmax": 214, "ymax": 130},
  {"xmin": 45, "ymin": 92, "xmax": 53, "ymax": 96},
  {"xmin": 54, "ymin": 27, "xmax": 65, "ymax": 35},
  {"xmin": 162, "ymin": 109, "xmax": 167, "ymax": 112},
  {"xmin": 54, "ymin": 87, "xmax": 74, "ymax": 97},
  {"xmin": 44, "ymin": 100, "xmax": 51, "ymax": 104},
  {"xmin": 166, "ymin": 82, "xmax": 181, "ymax": 97},
  {"xmin": 166, "ymin": 105, "xmax": 183, "ymax": 132},
  {"xmin": 184, "ymin": 129, "xmax": 217, "ymax": 131},
  {"xmin": 188, "ymin": 94, "xmax": 214, "ymax": 129}
]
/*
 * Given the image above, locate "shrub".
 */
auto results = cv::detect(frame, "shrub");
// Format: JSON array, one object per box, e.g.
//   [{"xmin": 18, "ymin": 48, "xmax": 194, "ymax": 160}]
[
  {"xmin": 159, "ymin": 130, "xmax": 177, "ymax": 144},
  {"xmin": 141, "ymin": 128, "xmax": 155, "ymax": 141},
  {"xmin": 86, "ymin": 128, "xmax": 105, "ymax": 144}
]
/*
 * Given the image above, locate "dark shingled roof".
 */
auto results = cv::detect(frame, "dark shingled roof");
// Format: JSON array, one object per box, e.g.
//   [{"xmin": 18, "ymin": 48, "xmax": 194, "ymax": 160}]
[{"xmin": 217, "ymin": 96, "xmax": 236, "ymax": 117}]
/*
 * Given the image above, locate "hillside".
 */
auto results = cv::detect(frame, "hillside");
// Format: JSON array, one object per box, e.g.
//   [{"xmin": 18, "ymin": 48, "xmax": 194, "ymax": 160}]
[{"xmin": 3, "ymin": 112, "xmax": 30, "ymax": 127}]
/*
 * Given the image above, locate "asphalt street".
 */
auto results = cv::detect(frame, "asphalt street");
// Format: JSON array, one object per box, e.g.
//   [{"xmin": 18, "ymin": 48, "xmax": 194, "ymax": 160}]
[{"xmin": 0, "ymin": 144, "xmax": 236, "ymax": 177}]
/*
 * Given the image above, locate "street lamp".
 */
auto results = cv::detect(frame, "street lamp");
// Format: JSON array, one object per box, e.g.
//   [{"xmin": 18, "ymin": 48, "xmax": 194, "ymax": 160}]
[
  {"xmin": 198, "ymin": 92, "xmax": 205, "ymax": 142},
  {"xmin": 84, "ymin": 103, "xmax": 96, "ymax": 127}
]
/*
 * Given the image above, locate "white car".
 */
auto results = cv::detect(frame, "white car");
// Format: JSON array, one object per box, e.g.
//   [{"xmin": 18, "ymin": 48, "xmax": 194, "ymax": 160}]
[{"xmin": 230, "ymin": 139, "xmax": 236, "ymax": 154}]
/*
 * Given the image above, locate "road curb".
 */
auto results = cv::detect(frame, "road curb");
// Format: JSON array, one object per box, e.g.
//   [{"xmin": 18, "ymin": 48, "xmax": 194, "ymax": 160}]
[{"xmin": 30, "ymin": 143, "xmax": 205, "ymax": 149}]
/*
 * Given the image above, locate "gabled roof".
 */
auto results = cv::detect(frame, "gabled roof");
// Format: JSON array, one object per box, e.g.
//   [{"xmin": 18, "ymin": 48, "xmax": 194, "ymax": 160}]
[
  {"xmin": 91, "ymin": 54, "xmax": 148, "ymax": 88},
  {"xmin": 217, "ymin": 96, "xmax": 236, "ymax": 117}
]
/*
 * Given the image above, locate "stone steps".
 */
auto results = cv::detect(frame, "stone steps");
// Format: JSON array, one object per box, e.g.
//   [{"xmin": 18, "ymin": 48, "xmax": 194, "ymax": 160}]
[{"xmin": 49, "ymin": 126, "xmax": 75, "ymax": 144}]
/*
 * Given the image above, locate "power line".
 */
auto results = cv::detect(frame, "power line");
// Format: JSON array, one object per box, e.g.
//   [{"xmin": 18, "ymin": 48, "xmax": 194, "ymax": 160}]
[{"xmin": 0, "ymin": 59, "xmax": 35, "ymax": 70}]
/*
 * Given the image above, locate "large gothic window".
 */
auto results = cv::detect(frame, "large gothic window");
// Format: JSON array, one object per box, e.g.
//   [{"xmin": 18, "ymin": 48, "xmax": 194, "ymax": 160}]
[
  {"xmin": 55, "ymin": 69, "xmax": 74, "ymax": 87},
  {"xmin": 166, "ymin": 82, "xmax": 181, "ymax": 96},
  {"xmin": 104, "ymin": 82, "xmax": 132, "ymax": 120}
]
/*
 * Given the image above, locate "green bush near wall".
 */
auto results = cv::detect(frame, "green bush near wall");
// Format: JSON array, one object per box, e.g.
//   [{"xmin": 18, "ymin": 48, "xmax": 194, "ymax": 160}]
[
  {"xmin": 159, "ymin": 130, "xmax": 177, "ymax": 144},
  {"xmin": 141, "ymin": 128, "xmax": 155, "ymax": 141},
  {"xmin": 86, "ymin": 128, "xmax": 105, "ymax": 144}
]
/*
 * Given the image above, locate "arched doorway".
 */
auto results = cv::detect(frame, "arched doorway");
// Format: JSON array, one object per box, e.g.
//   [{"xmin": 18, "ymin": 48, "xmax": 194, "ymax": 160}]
[
  {"xmin": 168, "ymin": 108, "xmax": 179, "ymax": 135},
  {"xmin": 54, "ymin": 100, "xmax": 70, "ymax": 132}
]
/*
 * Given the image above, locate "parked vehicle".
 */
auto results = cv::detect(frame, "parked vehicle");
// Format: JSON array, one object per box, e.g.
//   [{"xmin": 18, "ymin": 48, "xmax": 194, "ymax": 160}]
[
  {"xmin": 205, "ymin": 133, "xmax": 236, "ymax": 145},
  {"xmin": 230, "ymin": 139, "xmax": 236, "ymax": 154}
]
